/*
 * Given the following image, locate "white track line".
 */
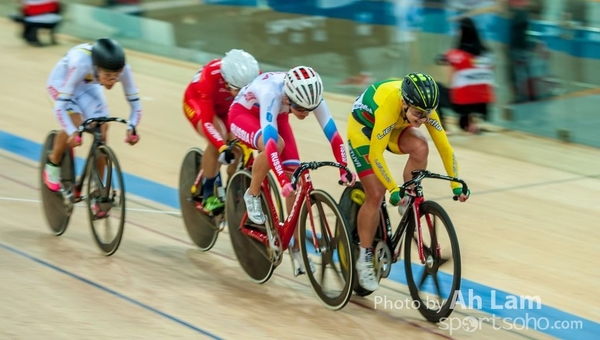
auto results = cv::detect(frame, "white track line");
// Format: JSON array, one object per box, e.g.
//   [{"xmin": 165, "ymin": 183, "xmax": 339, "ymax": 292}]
[{"xmin": 0, "ymin": 196, "xmax": 181, "ymax": 216}]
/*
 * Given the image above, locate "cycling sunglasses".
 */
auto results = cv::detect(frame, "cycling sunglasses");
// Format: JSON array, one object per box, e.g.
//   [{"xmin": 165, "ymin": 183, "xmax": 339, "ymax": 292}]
[
  {"xmin": 410, "ymin": 106, "xmax": 434, "ymax": 120},
  {"xmin": 226, "ymin": 83, "xmax": 240, "ymax": 91},
  {"xmin": 288, "ymin": 96, "xmax": 321, "ymax": 113}
]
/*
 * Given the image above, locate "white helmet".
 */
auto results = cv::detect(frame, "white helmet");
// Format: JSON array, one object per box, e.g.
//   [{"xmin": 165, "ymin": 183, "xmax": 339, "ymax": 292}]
[
  {"xmin": 220, "ymin": 49, "xmax": 260, "ymax": 89},
  {"xmin": 283, "ymin": 66, "xmax": 323, "ymax": 110}
]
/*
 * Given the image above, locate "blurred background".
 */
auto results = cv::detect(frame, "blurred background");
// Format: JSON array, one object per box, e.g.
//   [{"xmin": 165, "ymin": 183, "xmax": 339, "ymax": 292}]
[{"xmin": 5, "ymin": 0, "xmax": 599, "ymax": 147}]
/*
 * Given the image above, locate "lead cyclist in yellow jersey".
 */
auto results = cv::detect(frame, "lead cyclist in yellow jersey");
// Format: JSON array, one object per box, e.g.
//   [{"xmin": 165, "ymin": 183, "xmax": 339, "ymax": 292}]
[{"xmin": 347, "ymin": 73, "xmax": 470, "ymax": 291}]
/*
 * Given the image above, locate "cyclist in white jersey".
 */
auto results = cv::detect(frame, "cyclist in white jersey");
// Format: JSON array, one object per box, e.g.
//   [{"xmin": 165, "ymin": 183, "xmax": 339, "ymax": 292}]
[
  {"xmin": 43, "ymin": 38, "xmax": 141, "ymax": 195},
  {"xmin": 228, "ymin": 66, "xmax": 356, "ymax": 275}
]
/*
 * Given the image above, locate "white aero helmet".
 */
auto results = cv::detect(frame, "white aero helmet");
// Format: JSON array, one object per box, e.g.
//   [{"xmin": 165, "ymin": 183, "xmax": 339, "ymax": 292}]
[
  {"xmin": 220, "ymin": 49, "xmax": 260, "ymax": 89},
  {"xmin": 284, "ymin": 66, "xmax": 323, "ymax": 110}
]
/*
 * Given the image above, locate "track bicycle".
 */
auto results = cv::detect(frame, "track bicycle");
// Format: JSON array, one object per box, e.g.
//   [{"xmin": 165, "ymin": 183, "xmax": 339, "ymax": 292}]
[
  {"xmin": 339, "ymin": 169, "xmax": 469, "ymax": 322},
  {"xmin": 40, "ymin": 117, "xmax": 136, "ymax": 256},
  {"xmin": 178, "ymin": 139, "xmax": 284, "ymax": 251},
  {"xmin": 226, "ymin": 161, "xmax": 355, "ymax": 310}
]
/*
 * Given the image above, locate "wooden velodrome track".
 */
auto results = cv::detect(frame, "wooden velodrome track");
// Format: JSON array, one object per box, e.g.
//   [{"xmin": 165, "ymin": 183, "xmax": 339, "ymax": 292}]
[{"xmin": 0, "ymin": 20, "xmax": 598, "ymax": 339}]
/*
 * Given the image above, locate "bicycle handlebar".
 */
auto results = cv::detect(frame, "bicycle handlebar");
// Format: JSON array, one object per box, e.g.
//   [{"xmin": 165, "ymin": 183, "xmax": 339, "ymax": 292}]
[
  {"xmin": 76, "ymin": 117, "xmax": 137, "ymax": 143},
  {"xmin": 399, "ymin": 169, "xmax": 469, "ymax": 201},
  {"xmin": 290, "ymin": 161, "xmax": 353, "ymax": 190}
]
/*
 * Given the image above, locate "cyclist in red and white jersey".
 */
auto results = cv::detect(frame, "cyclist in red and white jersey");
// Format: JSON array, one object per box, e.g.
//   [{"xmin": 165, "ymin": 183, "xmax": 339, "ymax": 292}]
[
  {"xmin": 182, "ymin": 49, "xmax": 260, "ymax": 214},
  {"xmin": 44, "ymin": 38, "xmax": 141, "ymax": 198},
  {"xmin": 228, "ymin": 66, "xmax": 356, "ymax": 275}
]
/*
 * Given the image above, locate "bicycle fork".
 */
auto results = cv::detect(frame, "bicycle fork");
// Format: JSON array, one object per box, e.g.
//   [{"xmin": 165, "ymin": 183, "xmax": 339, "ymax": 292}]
[{"xmin": 411, "ymin": 197, "xmax": 441, "ymax": 266}]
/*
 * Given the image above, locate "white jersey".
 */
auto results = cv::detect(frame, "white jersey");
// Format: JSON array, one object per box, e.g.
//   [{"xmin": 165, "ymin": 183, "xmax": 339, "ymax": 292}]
[
  {"xmin": 232, "ymin": 71, "xmax": 337, "ymax": 145},
  {"xmin": 47, "ymin": 43, "xmax": 142, "ymax": 136}
]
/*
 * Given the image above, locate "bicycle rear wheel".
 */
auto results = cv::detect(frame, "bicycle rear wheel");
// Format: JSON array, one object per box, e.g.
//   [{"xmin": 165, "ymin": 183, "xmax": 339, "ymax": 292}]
[
  {"xmin": 178, "ymin": 147, "xmax": 220, "ymax": 251},
  {"xmin": 86, "ymin": 145, "xmax": 126, "ymax": 256},
  {"xmin": 404, "ymin": 200, "xmax": 461, "ymax": 323},
  {"xmin": 338, "ymin": 182, "xmax": 384, "ymax": 296},
  {"xmin": 299, "ymin": 189, "xmax": 354, "ymax": 310},
  {"xmin": 225, "ymin": 170, "xmax": 275, "ymax": 284},
  {"xmin": 39, "ymin": 130, "xmax": 75, "ymax": 236}
]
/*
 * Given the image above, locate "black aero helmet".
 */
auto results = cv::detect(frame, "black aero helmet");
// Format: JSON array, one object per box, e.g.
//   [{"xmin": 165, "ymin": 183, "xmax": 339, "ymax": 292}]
[
  {"xmin": 91, "ymin": 38, "xmax": 125, "ymax": 72},
  {"xmin": 400, "ymin": 73, "xmax": 440, "ymax": 112}
]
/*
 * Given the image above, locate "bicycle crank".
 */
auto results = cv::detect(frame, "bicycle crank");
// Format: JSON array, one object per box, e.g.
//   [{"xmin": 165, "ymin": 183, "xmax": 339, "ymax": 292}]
[
  {"xmin": 265, "ymin": 222, "xmax": 283, "ymax": 266},
  {"xmin": 60, "ymin": 189, "xmax": 75, "ymax": 214},
  {"xmin": 375, "ymin": 241, "xmax": 393, "ymax": 279}
]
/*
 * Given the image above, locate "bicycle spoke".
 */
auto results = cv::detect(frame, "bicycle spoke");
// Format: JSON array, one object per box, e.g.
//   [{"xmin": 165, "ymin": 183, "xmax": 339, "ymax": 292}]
[
  {"xmin": 432, "ymin": 270, "xmax": 443, "ymax": 299},
  {"xmin": 418, "ymin": 264, "xmax": 429, "ymax": 287}
]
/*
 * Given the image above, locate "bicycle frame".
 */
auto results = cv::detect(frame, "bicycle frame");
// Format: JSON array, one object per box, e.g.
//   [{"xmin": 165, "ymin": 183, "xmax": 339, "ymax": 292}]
[
  {"xmin": 239, "ymin": 161, "xmax": 351, "ymax": 254},
  {"xmin": 239, "ymin": 169, "xmax": 312, "ymax": 252},
  {"xmin": 68, "ymin": 117, "xmax": 134, "ymax": 202}
]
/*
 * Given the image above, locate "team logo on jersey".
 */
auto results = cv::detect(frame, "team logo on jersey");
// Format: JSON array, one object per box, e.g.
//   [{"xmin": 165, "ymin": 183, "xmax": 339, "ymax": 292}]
[
  {"xmin": 427, "ymin": 117, "xmax": 443, "ymax": 132},
  {"xmin": 376, "ymin": 123, "xmax": 395, "ymax": 140},
  {"xmin": 230, "ymin": 122, "xmax": 255, "ymax": 146},
  {"xmin": 244, "ymin": 91, "xmax": 256, "ymax": 102}
]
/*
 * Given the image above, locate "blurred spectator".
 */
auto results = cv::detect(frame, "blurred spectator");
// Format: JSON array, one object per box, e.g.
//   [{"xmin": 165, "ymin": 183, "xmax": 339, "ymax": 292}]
[
  {"xmin": 446, "ymin": 0, "xmax": 502, "ymax": 42},
  {"xmin": 505, "ymin": 0, "xmax": 536, "ymax": 103},
  {"xmin": 387, "ymin": 0, "xmax": 424, "ymax": 78},
  {"xmin": 436, "ymin": 17, "xmax": 495, "ymax": 134},
  {"xmin": 11, "ymin": 0, "xmax": 62, "ymax": 46}
]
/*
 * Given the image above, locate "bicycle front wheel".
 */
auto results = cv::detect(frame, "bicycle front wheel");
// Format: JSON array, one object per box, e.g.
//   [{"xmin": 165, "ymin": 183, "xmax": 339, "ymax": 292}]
[
  {"xmin": 404, "ymin": 200, "xmax": 461, "ymax": 323},
  {"xmin": 299, "ymin": 189, "xmax": 354, "ymax": 310},
  {"xmin": 86, "ymin": 145, "xmax": 126, "ymax": 256}
]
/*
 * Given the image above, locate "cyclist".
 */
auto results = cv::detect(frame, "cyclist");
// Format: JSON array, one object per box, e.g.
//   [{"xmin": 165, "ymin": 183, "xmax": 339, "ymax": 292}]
[
  {"xmin": 43, "ymin": 38, "xmax": 141, "ymax": 216},
  {"xmin": 347, "ymin": 73, "xmax": 470, "ymax": 291},
  {"xmin": 183, "ymin": 49, "xmax": 260, "ymax": 215},
  {"xmin": 228, "ymin": 66, "xmax": 357, "ymax": 275}
]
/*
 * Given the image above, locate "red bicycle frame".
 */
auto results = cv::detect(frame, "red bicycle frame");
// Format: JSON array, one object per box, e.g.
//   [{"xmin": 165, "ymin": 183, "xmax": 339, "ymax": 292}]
[{"xmin": 239, "ymin": 170, "xmax": 314, "ymax": 252}]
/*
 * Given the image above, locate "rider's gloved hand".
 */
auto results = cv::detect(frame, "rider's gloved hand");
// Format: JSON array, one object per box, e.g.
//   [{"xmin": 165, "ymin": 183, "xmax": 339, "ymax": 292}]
[
  {"xmin": 218, "ymin": 145, "xmax": 236, "ymax": 165},
  {"xmin": 389, "ymin": 187, "xmax": 402, "ymax": 206},
  {"xmin": 125, "ymin": 128, "xmax": 139, "ymax": 145},
  {"xmin": 339, "ymin": 169, "xmax": 357, "ymax": 187},
  {"xmin": 453, "ymin": 187, "xmax": 470, "ymax": 202},
  {"xmin": 281, "ymin": 182, "xmax": 295, "ymax": 198}
]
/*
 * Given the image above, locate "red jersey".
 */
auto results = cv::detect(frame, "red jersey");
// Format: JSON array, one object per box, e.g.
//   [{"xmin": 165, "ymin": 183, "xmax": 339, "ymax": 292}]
[
  {"xmin": 23, "ymin": 0, "xmax": 60, "ymax": 16},
  {"xmin": 184, "ymin": 59, "xmax": 235, "ymax": 150},
  {"xmin": 444, "ymin": 49, "xmax": 495, "ymax": 105}
]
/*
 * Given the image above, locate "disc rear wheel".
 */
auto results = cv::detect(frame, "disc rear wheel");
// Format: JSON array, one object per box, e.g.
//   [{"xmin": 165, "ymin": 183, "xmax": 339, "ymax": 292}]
[
  {"xmin": 225, "ymin": 170, "xmax": 275, "ymax": 284},
  {"xmin": 178, "ymin": 148, "xmax": 220, "ymax": 251},
  {"xmin": 40, "ymin": 130, "xmax": 75, "ymax": 236}
]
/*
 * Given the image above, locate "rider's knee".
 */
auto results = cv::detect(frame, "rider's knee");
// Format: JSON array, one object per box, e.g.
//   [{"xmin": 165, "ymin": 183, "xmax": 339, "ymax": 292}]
[
  {"xmin": 409, "ymin": 135, "xmax": 429, "ymax": 159},
  {"xmin": 100, "ymin": 123, "xmax": 109, "ymax": 143},
  {"xmin": 362, "ymin": 182, "xmax": 386, "ymax": 207}
]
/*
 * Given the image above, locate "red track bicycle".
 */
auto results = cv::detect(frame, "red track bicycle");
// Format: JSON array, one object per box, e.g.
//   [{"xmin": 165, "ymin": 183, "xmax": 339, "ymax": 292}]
[{"xmin": 226, "ymin": 161, "xmax": 355, "ymax": 310}]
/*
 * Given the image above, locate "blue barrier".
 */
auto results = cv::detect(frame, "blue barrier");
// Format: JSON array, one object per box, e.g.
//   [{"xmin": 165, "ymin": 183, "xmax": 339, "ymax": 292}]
[{"xmin": 189, "ymin": 1, "xmax": 600, "ymax": 60}]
